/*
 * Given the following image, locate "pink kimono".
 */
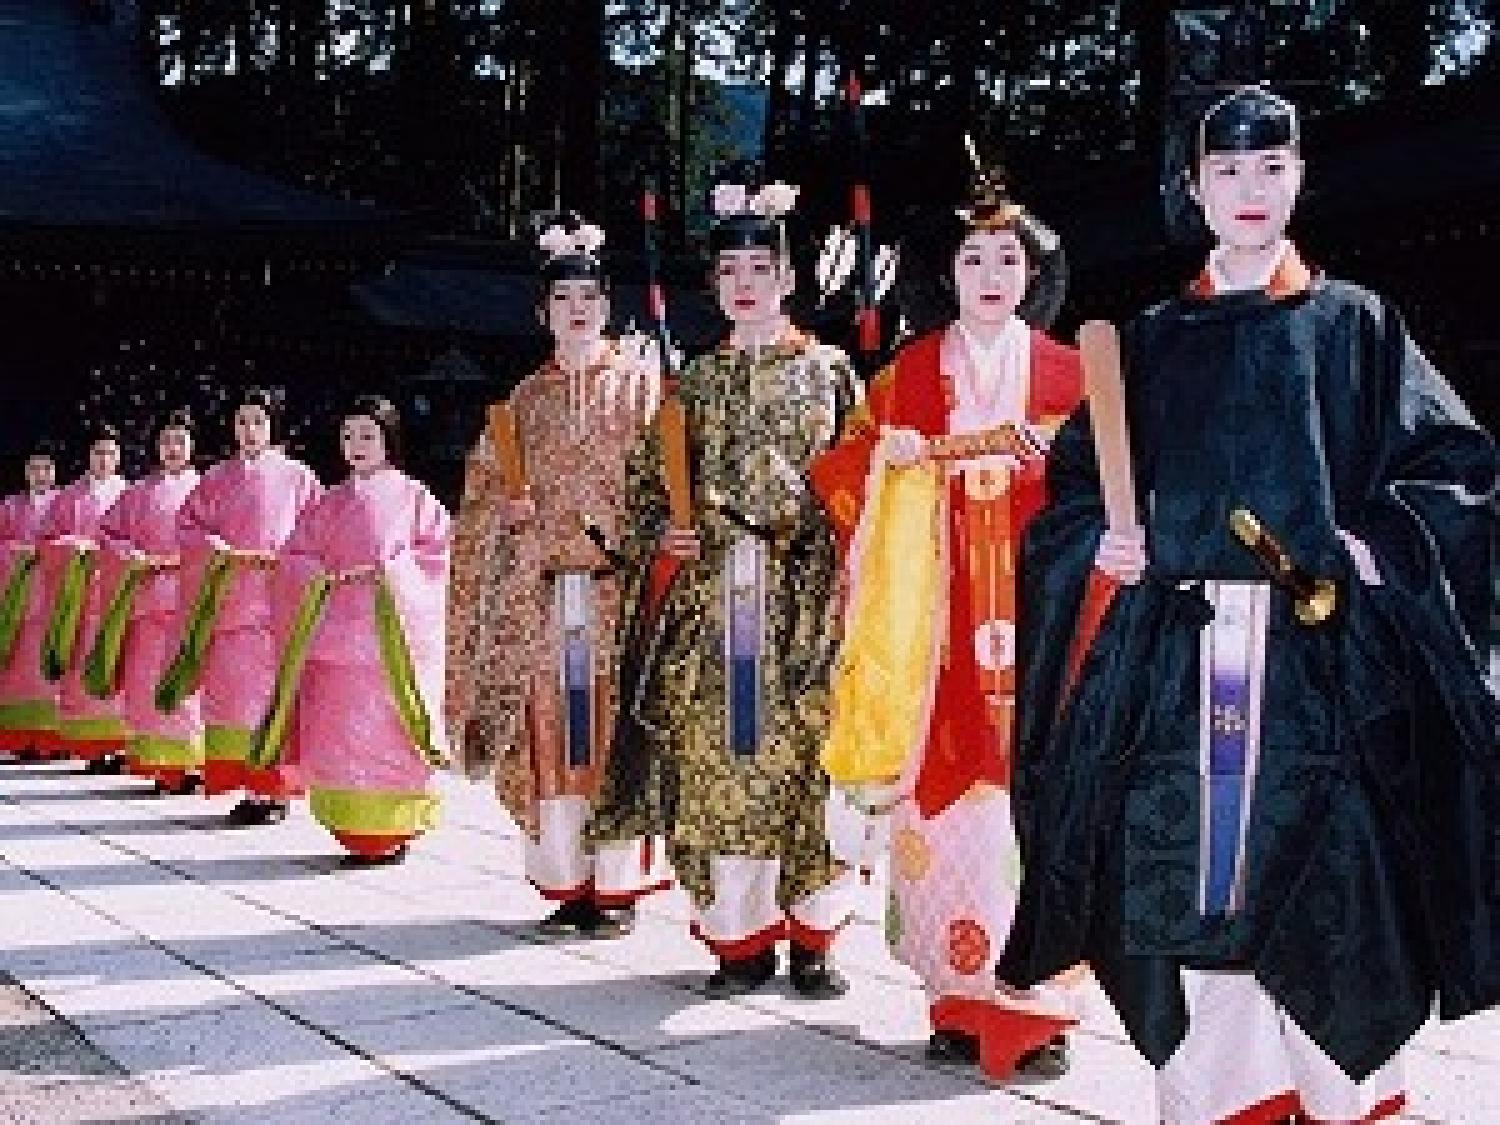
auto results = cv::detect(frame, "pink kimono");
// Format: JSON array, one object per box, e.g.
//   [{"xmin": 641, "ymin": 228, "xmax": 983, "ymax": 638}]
[
  {"xmin": 176, "ymin": 449, "xmax": 322, "ymax": 798},
  {"xmin": 36, "ymin": 475, "xmax": 130, "ymax": 760},
  {"xmin": 98, "ymin": 469, "xmax": 203, "ymax": 786},
  {"xmin": 0, "ymin": 489, "xmax": 61, "ymax": 755},
  {"xmin": 275, "ymin": 468, "xmax": 450, "ymax": 857}
]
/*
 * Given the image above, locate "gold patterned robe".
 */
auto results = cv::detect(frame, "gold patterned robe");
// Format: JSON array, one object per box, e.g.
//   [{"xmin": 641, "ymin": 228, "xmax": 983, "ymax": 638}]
[
  {"xmin": 446, "ymin": 349, "xmax": 651, "ymax": 837},
  {"xmin": 587, "ymin": 330, "xmax": 860, "ymax": 910}
]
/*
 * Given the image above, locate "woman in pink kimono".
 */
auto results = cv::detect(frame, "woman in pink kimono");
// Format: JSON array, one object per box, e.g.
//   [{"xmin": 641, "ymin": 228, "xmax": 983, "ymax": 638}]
[
  {"xmin": 257, "ymin": 396, "xmax": 449, "ymax": 864},
  {"xmin": 94, "ymin": 410, "xmax": 203, "ymax": 794},
  {"xmin": 0, "ymin": 445, "xmax": 61, "ymax": 759},
  {"xmin": 36, "ymin": 425, "xmax": 130, "ymax": 772},
  {"xmin": 169, "ymin": 389, "xmax": 322, "ymax": 826}
]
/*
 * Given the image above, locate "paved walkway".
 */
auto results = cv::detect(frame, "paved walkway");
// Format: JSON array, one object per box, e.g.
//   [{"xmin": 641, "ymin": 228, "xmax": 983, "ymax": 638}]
[
  {"xmin": 0, "ymin": 763, "xmax": 1495, "ymax": 1123},
  {"xmin": 0, "ymin": 972, "xmax": 189, "ymax": 1124}
]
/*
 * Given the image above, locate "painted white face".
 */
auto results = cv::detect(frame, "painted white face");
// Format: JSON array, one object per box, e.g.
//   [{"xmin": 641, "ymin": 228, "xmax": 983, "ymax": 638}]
[
  {"xmin": 88, "ymin": 439, "xmax": 120, "ymax": 480},
  {"xmin": 157, "ymin": 426, "xmax": 193, "ymax": 472},
  {"xmin": 546, "ymin": 279, "xmax": 609, "ymax": 352},
  {"xmin": 23, "ymin": 456, "xmax": 55, "ymax": 493},
  {"xmin": 714, "ymin": 246, "xmax": 793, "ymax": 328},
  {"xmin": 953, "ymin": 228, "xmax": 1029, "ymax": 330},
  {"xmin": 234, "ymin": 404, "xmax": 273, "ymax": 457},
  {"xmin": 340, "ymin": 414, "xmax": 388, "ymax": 473},
  {"xmin": 1195, "ymin": 147, "xmax": 1304, "ymax": 250}
]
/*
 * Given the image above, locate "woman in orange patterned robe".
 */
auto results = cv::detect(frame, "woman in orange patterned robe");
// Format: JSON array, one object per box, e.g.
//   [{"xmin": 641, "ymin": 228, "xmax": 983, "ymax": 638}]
[{"xmin": 447, "ymin": 213, "xmax": 668, "ymax": 937}]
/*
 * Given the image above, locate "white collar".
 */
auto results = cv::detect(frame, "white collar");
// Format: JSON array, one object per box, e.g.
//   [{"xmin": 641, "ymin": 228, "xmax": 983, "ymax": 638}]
[
  {"xmin": 956, "ymin": 318, "xmax": 1025, "ymax": 365},
  {"xmin": 1208, "ymin": 239, "xmax": 1292, "ymax": 294},
  {"xmin": 954, "ymin": 317, "xmax": 1028, "ymax": 396}
]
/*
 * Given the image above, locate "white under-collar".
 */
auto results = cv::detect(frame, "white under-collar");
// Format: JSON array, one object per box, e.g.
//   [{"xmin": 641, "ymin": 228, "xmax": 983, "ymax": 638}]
[
  {"xmin": 955, "ymin": 318, "xmax": 1024, "ymax": 374},
  {"xmin": 1208, "ymin": 239, "xmax": 1291, "ymax": 294},
  {"xmin": 946, "ymin": 317, "xmax": 1030, "ymax": 461},
  {"xmin": 952, "ymin": 317, "xmax": 1028, "ymax": 409}
]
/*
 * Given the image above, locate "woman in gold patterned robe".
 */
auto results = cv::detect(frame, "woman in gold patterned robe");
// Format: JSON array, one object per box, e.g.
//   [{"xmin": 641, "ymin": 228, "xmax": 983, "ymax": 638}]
[
  {"xmin": 588, "ymin": 174, "xmax": 861, "ymax": 999},
  {"xmin": 447, "ymin": 213, "xmax": 669, "ymax": 937}
]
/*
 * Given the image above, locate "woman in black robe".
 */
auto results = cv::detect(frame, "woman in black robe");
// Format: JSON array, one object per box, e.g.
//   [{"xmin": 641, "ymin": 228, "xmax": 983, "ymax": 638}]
[{"xmin": 998, "ymin": 86, "xmax": 1498, "ymax": 1124}]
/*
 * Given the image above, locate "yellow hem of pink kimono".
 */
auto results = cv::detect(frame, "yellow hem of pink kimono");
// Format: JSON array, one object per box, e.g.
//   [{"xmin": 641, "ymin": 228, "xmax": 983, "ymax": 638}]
[
  {"xmin": 58, "ymin": 716, "xmax": 130, "ymax": 742},
  {"xmin": 132, "ymin": 733, "xmax": 205, "ymax": 770},
  {"xmin": 309, "ymin": 787, "xmax": 440, "ymax": 836},
  {"xmin": 204, "ymin": 724, "xmax": 253, "ymax": 764},
  {"xmin": 0, "ymin": 699, "xmax": 58, "ymax": 732}
]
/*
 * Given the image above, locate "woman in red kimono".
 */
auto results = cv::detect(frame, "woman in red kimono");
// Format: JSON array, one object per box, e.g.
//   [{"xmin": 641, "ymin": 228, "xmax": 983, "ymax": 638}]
[{"xmin": 810, "ymin": 169, "xmax": 1084, "ymax": 1080}]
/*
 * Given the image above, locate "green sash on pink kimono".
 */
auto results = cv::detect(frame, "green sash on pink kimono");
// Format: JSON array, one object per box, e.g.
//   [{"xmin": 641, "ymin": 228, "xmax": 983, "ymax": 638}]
[
  {"xmin": 375, "ymin": 578, "xmax": 445, "ymax": 769},
  {"xmin": 84, "ymin": 562, "xmax": 144, "ymax": 700},
  {"xmin": 156, "ymin": 552, "xmax": 235, "ymax": 713},
  {"xmin": 251, "ymin": 574, "xmax": 443, "ymax": 771},
  {"xmin": 0, "ymin": 556, "xmax": 37, "ymax": 666},
  {"xmin": 41, "ymin": 550, "xmax": 94, "ymax": 683},
  {"xmin": 249, "ymin": 571, "xmax": 332, "ymax": 770}
]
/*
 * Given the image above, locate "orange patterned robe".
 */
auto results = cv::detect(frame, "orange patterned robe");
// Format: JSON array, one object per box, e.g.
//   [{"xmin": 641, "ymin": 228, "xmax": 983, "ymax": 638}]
[{"xmin": 447, "ymin": 348, "xmax": 652, "ymax": 839}]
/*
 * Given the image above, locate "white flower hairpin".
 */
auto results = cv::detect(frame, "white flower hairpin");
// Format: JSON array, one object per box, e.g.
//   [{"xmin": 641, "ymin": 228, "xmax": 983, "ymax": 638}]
[
  {"xmin": 712, "ymin": 181, "xmax": 800, "ymax": 220},
  {"xmin": 711, "ymin": 184, "xmax": 749, "ymax": 217},
  {"xmin": 538, "ymin": 222, "xmax": 606, "ymax": 261}
]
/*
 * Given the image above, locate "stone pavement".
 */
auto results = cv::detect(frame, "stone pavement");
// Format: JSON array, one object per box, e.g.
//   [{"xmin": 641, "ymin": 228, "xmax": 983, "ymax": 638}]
[
  {"xmin": 0, "ymin": 763, "xmax": 1495, "ymax": 1124},
  {"xmin": 0, "ymin": 972, "xmax": 190, "ymax": 1124}
]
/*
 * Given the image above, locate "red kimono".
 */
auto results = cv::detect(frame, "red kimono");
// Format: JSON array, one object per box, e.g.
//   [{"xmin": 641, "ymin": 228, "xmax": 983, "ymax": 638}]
[
  {"xmin": 812, "ymin": 326, "xmax": 1082, "ymax": 812},
  {"xmin": 811, "ymin": 324, "xmax": 1085, "ymax": 1076}
]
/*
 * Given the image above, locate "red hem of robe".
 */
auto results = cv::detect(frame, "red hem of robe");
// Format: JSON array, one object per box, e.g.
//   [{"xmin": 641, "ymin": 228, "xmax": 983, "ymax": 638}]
[
  {"xmin": 68, "ymin": 737, "xmax": 129, "ymax": 762},
  {"xmin": 1301, "ymin": 1092, "xmax": 1407, "ymax": 1124},
  {"xmin": 690, "ymin": 919, "xmax": 786, "ymax": 959},
  {"xmin": 1219, "ymin": 1091, "xmax": 1302, "ymax": 1125},
  {"xmin": 929, "ymin": 995, "xmax": 1075, "ymax": 1081},
  {"xmin": 203, "ymin": 760, "xmax": 302, "ymax": 800},
  {"xmin": 333, "ymin": 831, "xmax": 412, "ymax": 858}
]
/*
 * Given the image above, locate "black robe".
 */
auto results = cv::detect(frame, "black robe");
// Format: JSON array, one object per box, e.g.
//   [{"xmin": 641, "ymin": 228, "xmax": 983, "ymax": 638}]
[{"xmin": 995, "ymin": 276, "xmax": 1499, "ymax": 1080}]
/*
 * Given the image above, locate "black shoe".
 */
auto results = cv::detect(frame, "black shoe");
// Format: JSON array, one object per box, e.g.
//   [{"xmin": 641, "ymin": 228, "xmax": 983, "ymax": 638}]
[
  {"xmin": 926, "ymin": 1030, "xmax": 981, "ymax": 1065},
  {"xmin": 704, "ymin": 948, "xmax": 778, "ymax": 999},
  {"xmin": 156, "ymin": 774, "xmax": 203, "ymax": 797},
  {"xmin": 536, "ymin": 898, "xmax": 595, "ymax": 937},
  {"xmin": 83, "ymin": 756, "xmax": 112, "ymax": 775},
  {"xmin": 14, "ymin": 749, "xmax": 42, "ymax": 763},
  {"xmin": 788, "ymin": 943, "xmax": 849, "ymax": 999},
  {"xmin": 582, "ymin": 906, "xmax": 635, "ymax": 940},
  {"xmin": 227, "ymin": 798, "xmax": 288, "ymax": 827},
  {"xmin": 1014, "ymin": 1035, "xmax": 1070, "ymax": 1080},
  {"xmin": 98, "ymin": 755, "xmax": 126, "ymax": 775}
]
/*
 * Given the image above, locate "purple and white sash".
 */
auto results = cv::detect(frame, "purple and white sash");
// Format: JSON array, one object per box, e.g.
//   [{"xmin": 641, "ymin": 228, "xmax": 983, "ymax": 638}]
[
  {"xmin": 1198, "ymin": 580, "xmax": 1271, "ymax": 916},
  {"xmin": 724, "ymin": 535, "xmax": 766, "ymax": 758}
]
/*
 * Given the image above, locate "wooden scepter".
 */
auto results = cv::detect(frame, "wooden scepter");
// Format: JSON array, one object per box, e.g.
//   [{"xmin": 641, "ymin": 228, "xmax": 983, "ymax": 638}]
[
  {"xmin": 1078, "ymin": 320, "xmax": 1138, "ymax": 533},
  {"xmin": 657, "ymin": 396, "xmax": 693, "ymax": 533},
  {"xmin": 487, "ymin": 402, "xmax": 526, "ymax": 501},
  {"xmin": 1063, "ymin": 320, "xmax": 1139, "ymax": 692}
]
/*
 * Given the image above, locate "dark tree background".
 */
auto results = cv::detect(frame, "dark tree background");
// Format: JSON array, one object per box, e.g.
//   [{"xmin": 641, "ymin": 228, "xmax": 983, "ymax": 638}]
[{"xmin": 135, "ymin": 1, "xmax": 1496, "ymax": 249}]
